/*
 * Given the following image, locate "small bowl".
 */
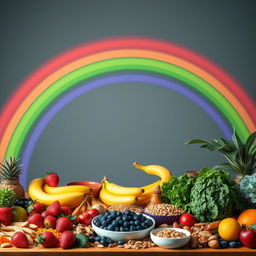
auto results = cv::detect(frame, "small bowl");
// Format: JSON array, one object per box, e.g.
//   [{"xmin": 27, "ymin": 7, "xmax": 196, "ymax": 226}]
[
  {"xmin": 143, "ymin": 211, "xmax": 182, "ymax": 226},
  {"xmin": 150, "ymin": 227, "xmax": 191, "ymax": 249},
  {"xmin": 67, "ymin": 181, "xmax": 102, "ymax": 198},
  {"xmin": 92, "ymin": 214, "xmax": 155, "ymax": 241}
]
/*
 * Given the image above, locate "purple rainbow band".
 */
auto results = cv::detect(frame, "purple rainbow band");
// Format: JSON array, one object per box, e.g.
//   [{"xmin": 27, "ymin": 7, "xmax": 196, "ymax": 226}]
[{"xmin": 21, "ymin": 74, "xmax": 232, "ymax": 187}]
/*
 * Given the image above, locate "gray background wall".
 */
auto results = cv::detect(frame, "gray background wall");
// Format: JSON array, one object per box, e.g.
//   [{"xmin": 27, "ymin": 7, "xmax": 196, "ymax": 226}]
[{"xmin": 0, "ymin": 0, "xmax": 255, "ymax": 188}]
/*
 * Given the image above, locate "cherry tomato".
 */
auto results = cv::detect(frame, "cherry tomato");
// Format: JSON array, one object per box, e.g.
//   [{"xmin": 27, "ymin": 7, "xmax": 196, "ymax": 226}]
[
  {"xmin": 239, "ymin": 228, "xmax": 256, "ymax": 248},
  {"xmin": 77, "ymin": 213, "xmax": 92, "ymax": 226},
  {"xmin": 87, "ymin": 208, "xmax": 99, "ymax": 218},
  {"xmin": 179, "ymin": 213, "xmax": 196, "ymax": 227}
]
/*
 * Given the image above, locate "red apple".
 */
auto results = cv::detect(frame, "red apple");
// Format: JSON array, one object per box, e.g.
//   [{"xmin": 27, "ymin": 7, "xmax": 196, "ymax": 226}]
[{"xmin": 239, "ymin": 228, "xmax": 256, "ymax": 249}]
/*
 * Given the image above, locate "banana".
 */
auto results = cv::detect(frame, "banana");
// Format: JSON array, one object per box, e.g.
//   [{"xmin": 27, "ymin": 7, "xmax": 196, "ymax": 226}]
[
  {"xmin": 99, "ymin": 182, "xmax": 138, "ymax": 205},
  {"xmin": 103, "ymin": 178, "xmax": 144, "ymax": 197},
  {"xmin": 133, "ymin": 162, "xmax": 172, "ymax": 185},
  {"xmin": 28, "ymin": 178, "xmax": 85, "ymax": 208},
  {"xmin": 43, "ymin": 184, "xmax": 91, "ymax": 195},
  {"xmin": 133, "ymin": 162, "xmax": 172, "ymax": 205}
]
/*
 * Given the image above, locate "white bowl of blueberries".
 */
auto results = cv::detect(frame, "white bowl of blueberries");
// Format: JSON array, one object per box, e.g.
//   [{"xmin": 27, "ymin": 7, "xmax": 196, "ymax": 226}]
[{"xmin": 92, "ymin": 210, "xmax": 155, "ymax": 241}]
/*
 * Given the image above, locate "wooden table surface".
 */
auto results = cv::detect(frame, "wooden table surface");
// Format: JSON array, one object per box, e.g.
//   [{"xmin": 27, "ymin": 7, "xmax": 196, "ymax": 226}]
[{"xmin": 1, "ymin": 246, "xmax": 256, "ymax": 256}]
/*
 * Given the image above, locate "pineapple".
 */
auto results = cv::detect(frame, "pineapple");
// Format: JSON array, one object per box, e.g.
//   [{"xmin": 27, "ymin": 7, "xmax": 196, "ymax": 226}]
[
  {"xmin": 186, "ymin": 128, "xmax": 256, "ymax": 183},
  {"xmin": 0, "ymin": 157, "xmax": 25, "ymax": 199}
]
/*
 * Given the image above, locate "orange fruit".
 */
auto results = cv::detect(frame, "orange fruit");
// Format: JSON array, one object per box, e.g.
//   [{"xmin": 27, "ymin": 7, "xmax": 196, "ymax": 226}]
[
  {"xmin": 218, "ymin": 218, "xmax": 241, "ymax": 241},
  {"xmin": 237, "ymin": 209, "xmax": 256, "ymax": 227}
]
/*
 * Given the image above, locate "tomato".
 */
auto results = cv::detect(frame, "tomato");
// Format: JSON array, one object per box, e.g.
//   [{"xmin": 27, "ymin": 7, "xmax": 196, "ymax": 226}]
[
  {"xmin": 77, "ymin": 213, "xmax": 92, "ymax": 226},
  {"xmin": 179, "ymin": 213, "xmax": 196, "ymax": 227},
  {"xmin": 218, "ymin": 218, "xmax": 241, "ymax": 241},
  {"xmin": 239, "ymin": 228, "xmax": 256, "ymax": 248},
  {"xmin": 87, "ymin": 208, "xmax": 99, "ymax": 218}
]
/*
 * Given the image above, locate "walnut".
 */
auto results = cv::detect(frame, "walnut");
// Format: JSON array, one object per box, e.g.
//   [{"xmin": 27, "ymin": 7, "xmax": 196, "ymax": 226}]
[
  {"xmin": 208, "ymin": 235, "xmax": 218, "ymax": 242},
  {"xmin": 208, "ymin": 240, "xmax": 220, "ymax": 249}
]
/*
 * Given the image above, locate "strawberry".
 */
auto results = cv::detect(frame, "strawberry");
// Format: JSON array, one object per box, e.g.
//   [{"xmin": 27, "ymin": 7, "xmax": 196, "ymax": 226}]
[
  {"xmin": 0, "ymin": 207, "xmax": 12, "ymax": 226},
  {"xmin": 41, "ymin": 210, "xmax": 48, "ymax": 218},
  {"xmin": 12, "ymin": 232, "xmax": 29, "ymax": 248},
  {"xmin": 45, "ymin": 172, "xmax": 59, "ymax": 187},
  {"xmin": 60, "ymin": 231, "xmax": 76, "ymax": 249},
  {"xmin": 56, "ymin": 217, "xmax": 73, "ymax": 232},
  {"xmin": 44, "ymin": 215, "xmax": 57, "ymax": 229},
  {"xmin": 36, "ymin": 231, "xmax": 59, "ymax": 248},
  {"xmin": 61, "ymin": 206, "xmax": 72, "ymax": 216},
  {"xmin": 46, "ymin": 201, "xmax": 62, "ymax": 216},
  {"xmin": 28, "ymin": 213, "xmax": 44, "ymax": 228},
  {"xmin": 27, "ymin": 201, "xmax": 45, "ymax": 214}
]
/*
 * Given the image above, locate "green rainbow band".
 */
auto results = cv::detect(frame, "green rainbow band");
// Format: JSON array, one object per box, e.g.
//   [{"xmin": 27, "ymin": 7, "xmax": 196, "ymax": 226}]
[{"xmin": 6, "ymin": 58, "xmax": 249, "ymax": 157}]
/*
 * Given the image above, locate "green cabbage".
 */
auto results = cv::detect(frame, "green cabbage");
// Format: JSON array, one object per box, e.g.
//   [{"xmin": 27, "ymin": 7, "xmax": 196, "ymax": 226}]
[
  {"xmin": 239, "ymin": 173, "xmax": 256, "ymax": 206},
  {"xmin": 190, "ymin": 167, "xmax": 240, "ymax": 222},
  {"xmin": 162, "ymin": 173, "xmax": 196, "ymax": 213}
]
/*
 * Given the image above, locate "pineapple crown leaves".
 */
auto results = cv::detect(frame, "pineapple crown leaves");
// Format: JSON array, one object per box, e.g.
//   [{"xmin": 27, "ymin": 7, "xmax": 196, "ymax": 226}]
[
  {"xmin": 185, "ymin": 127, "xmax": 256, "ymax": 176},
  {"xmin": 0, "ymin": 157, "xmax": 23, "ymax": 180}
]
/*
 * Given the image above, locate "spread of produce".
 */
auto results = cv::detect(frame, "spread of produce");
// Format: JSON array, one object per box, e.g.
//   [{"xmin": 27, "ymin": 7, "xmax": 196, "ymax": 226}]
[{"xmin": 0, "ymin": 129, "xmax": 255, "ymax": 251}]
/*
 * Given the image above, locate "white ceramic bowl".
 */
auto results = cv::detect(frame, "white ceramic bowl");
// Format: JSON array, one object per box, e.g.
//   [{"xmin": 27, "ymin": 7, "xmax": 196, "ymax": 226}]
[
  {"xmin": 92, "ymin": 214, "xmax": 155, "ymax": 241},
  {"xmin": 150, "ymin": 227, "xmax": 191, "ymax": 249}
]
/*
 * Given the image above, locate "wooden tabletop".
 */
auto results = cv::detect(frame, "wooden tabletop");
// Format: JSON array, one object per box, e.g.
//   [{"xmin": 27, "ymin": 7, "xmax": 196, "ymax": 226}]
[{"xmin": 1, "ymin": 246, "xmax": 256, "ymax": 256}]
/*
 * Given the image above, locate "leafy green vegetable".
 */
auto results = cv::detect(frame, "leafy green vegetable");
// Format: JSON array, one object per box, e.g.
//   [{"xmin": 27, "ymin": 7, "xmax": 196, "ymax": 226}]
[
  {"xmin": 190, "ymin": 167, "xmax": 240, "ymax": 222},
  {"xmin": 162, "ymin": 173, "xmax": 196, "ymax": 213},
  {"xmin": 239, "ymin": 173, "xmax": 256, "ymax": 206},
  {"xmin": 75, "ymin": 234, "xmax": 88, "ymax": 248},
  {"xmin": 186, "ymin": 128, "xmax": 256, "ymax": 178}
]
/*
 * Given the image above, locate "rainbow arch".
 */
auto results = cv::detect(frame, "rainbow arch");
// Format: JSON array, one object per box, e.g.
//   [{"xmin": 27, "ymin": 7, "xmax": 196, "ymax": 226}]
[{"xmin": 0, "ymin": 37, "xmax": 255, "ymax": 184}]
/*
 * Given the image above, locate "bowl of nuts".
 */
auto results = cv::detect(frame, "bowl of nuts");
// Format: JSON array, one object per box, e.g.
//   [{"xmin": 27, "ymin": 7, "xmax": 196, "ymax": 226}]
[
  {"xmin": 150, "ymin": 227, "xmax": 191, "ymax": 249},
  {"xmin": 143, "ymin": 204, "xmax": 184, "ymax": 226},
  {"xmin": 92, "ymin": 210, "xmax": 155, "ymax": 241}
]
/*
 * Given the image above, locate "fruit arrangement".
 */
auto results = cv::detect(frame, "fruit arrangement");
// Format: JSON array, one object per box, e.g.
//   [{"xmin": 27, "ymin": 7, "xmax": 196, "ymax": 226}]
[{"xmin": 0, "ymin": 129, "xmax": 255, "ymax": 252}]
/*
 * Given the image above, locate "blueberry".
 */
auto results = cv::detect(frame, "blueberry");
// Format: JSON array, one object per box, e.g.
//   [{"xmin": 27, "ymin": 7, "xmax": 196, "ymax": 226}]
[
  {"xmin": 101, "ymin": 240, "xmax": 108, "ymax": 247},
  {"xmin": 95, "ymin": 221, "xmax": 101, "ymax": 227},
  {"xmin": 115, "ymin": 227, "xmax": 119, "ymax": 231},
  {"xmin": 137, "ymin": 213, "xmax": 143, "ymax": 219},
  {"xmin": 118, "ymin": 240, "xmax": 125, "ymax": 245},
  {"xmin": 107, "ymin": 225, "xmax": 114, "ymax": 231},
  {"xmin": 142, "ymin": 216, "xmax": 147, "ymax": 222},
  {"xmin": 124, "ymin": 221, "xmax": 129, "ymax": 228},
  {"xmin": 101, "ymin": 220, "xmax": 107, "ymax": 227},
  {"xmin": 88, "ymin": 236, "xmax": 95, "ymax": 243},
  {"xmin": 141, "ymin": 222, "xmax": 147, "ymax": 229},
  {"xmin": 236, "ymin": 241, "xmax": 243, "ymax": 247},
  {"xmin": 229, "ymin": 241, "xmax": 237, "ymax": 248},
  {"xmin": 129, "ymin": 221, "xmax": 135, "ymax": 225},
  {"xmin": 220, "ymin": 240, "xmax": 228, "ymax": 248},
  {"xmin": 116, "ymin": 216, "xmax": 122, "ymax": 221},
  {"xmin": 130, "ymin": 225, "xmax": 136, "ymax": 231},
  {"xmin": 127, "ymin": 216, "xmax": 133, "ymax": 221},
  {"xmin": 134, "ymin": 220, "xmax": 141, "ymax": 226},
  {"xmin": 124, "ymin": 228, "xmax": 129, "ymax": 232},
  {"xmin": 136, "ymin": 225, "xmax": 142, "ymax": 230},
  {"xmin": 118, "ymin": 220, "xmax": 123, "ymax": 226},
  {"xmin": 120, "ymin": 227, "xmax": 125, "ymax": 232},
  {"xmin": 124, "ymin": 210, "xmax": 132, "ymax": 216},
  {"xmin": 95, "ymin": 236, "xmax": 101, "ymax": 242},
  {"xmin": 116, "ymin": 211, "xmax": 122, "ymax": 216},
  {"xmin": 122, "ymin": 215, "xmax": 128, "ymax": 221}
]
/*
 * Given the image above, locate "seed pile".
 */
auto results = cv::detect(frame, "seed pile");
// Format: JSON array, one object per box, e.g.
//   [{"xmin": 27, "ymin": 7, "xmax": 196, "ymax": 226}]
[
  {"xmin": 107, "ymin": 204, "xmax": 143, "ymax": 213},
  {"xmin": 122, "ymin": 239, "xmax": 156, "ymax": 249},
  {"xmin": 156, "ymin": 229, "xmax": 186, "ymax": 239},
  {"xmin": 144, "ymin": 204, "xmax": 184, "ymax": 216}
]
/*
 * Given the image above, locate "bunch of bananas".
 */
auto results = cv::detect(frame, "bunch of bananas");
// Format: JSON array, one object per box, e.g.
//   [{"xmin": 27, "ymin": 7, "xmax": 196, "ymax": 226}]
[
  {"xmin": 99, "ymin": 162, "xmax": 172, "ymax": 206},
  {"xmin": 28, "ymin": 178, "xmax": 91, "ymax": 208}
]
